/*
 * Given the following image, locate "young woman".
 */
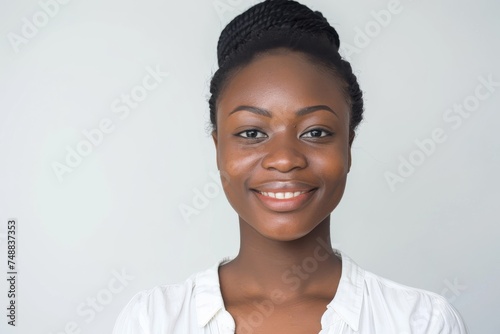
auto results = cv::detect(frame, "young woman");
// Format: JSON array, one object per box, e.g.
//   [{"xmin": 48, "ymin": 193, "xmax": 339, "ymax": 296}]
[{"xmin": 113, "ymin": 1, "xmax": 468, "ymax": 333}]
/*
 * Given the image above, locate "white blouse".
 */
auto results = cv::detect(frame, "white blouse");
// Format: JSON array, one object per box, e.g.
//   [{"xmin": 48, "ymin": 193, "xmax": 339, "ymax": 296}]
[{"xmin": 112, "ymin": 250, "xmax": 468, "ymax": 333}]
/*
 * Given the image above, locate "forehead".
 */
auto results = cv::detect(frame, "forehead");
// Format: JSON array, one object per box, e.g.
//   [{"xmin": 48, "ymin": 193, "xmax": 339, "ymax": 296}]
[{"xmin": 217, "ymin": 50, "xmax": 350, "ymax": 120}]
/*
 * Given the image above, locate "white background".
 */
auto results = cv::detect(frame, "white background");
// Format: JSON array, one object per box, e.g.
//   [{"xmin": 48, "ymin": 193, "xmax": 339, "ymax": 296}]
[{"xmin": 0, "ymin": 0, "xmax": 498, "ymax": 333}]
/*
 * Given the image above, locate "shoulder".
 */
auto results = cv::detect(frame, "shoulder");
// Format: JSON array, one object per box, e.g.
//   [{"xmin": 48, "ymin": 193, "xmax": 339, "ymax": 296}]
[
  {"xmin": 364, "ymin": 269, "xmax": 443, "ymax": 303},
  {"xmin": 113, "ymin": 260, "xmax": 222, "ymax": 334},
  {"xmin": 362, "ymin": 269, "xmax": 468, "ymax": 333},
  {"xmin": 111, "ymin": 273, "xmax": 198, "ymax": 334},
  {"xmin": 334, "ymin": 251, "xmax": 468, "ymax": 333}
]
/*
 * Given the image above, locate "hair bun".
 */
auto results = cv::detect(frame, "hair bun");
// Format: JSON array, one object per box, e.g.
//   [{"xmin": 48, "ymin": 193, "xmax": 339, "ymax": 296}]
[{"xmin": 217, "ymin": 0, "xmax": 340, "ymax": 67}]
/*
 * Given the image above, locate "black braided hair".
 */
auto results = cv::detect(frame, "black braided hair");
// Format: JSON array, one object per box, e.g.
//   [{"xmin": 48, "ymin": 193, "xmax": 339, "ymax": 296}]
[{"xmin": 208, "ymin": 0, "xmax": 364, "ymax": 135}]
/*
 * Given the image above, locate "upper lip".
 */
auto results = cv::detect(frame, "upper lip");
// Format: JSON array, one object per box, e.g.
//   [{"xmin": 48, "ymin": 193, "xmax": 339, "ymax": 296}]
[{"xmin": 250, "ymin": 181, "xmax": 317, "ymax": 193}]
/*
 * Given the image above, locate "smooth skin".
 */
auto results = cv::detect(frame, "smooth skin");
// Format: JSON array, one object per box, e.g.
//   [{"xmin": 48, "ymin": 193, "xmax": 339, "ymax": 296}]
[{"xmin": 212, "ymin": 48, "xmax": 355, "ymax": 333}]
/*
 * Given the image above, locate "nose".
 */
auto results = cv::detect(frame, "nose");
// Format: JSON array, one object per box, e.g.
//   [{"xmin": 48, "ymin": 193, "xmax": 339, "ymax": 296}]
[{"xmin": 261, "ymin": 135, "xmax": 308, "ymax": 172}]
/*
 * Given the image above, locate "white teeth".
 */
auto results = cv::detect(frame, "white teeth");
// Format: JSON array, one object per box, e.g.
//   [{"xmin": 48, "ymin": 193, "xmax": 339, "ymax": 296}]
[{"xmin": 260, "ymin": 191, "xmax": 305, "ymax": 199}]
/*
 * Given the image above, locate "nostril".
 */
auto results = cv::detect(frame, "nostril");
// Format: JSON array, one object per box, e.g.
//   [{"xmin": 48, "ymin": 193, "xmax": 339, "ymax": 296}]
[{"xmin": 260, "ymin": 146, "xmax": 308, "ymax": 172}]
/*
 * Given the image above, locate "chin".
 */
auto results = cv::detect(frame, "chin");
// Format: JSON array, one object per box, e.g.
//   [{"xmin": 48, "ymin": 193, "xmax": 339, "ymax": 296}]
[
  {"xmin": 257, "ymin": 229, "xmax": 311, "ymax": 242},
  {"xmin": 248, "ymin": 214, "xmax": 324, "ymax": 241}
]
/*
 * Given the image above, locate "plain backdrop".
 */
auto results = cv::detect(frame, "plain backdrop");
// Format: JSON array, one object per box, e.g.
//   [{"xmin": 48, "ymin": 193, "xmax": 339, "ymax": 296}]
[{"xmin": 0, "ymin": 0, "xmax": 499, "ymax": 333}]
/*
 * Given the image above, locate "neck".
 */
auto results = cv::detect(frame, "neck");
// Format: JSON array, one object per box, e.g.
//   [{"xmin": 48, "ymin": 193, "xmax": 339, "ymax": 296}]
[{"xmin": 224, "ymin": 216, "xmax": 341, "ymax": 301}]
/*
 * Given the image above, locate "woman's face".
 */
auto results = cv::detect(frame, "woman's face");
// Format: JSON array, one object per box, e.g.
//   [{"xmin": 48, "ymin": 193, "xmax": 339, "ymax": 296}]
[{"xmin": 213, "ymin": 50, "xmax": 353, "ymax": 241}]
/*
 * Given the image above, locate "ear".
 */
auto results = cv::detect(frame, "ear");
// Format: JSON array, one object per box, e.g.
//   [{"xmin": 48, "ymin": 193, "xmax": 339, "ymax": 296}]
[
  {"xmin": 211, "ymin": 130, "xmax": 218, "ymax": 147},
  {"xmin": 347, "ymin": 130, "xmax": 355, "ymax": 173},
  {"xmin": 212, "ymin": 130, "xmax": 219, "ymax": 170}
]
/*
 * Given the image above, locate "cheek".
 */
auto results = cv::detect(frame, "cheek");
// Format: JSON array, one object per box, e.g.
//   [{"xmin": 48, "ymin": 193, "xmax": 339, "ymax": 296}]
[
  {"xmin": 218, "ymin": 141, "xmax": 260, "ymax": 176},
  {"xmin": 217, "ymin": 144, "xmax": 260, "ymax": 198},
  {"xmin": 311, "ymin": 147, "xmax": 350, "ymax": 184}
]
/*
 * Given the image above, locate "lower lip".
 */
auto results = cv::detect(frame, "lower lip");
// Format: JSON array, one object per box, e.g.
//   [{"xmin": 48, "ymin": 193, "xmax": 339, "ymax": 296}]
[{"xmin": 253, "ymin": 189, "xmax": 317, "ymax": 212}]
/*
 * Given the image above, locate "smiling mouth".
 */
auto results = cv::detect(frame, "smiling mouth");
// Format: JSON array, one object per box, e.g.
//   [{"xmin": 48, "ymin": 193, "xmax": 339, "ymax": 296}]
[
  {"xmin": 251, "ymin": 188, "xmax": 317, "ymax": 212},
  {"xmin": 256, "ymin": 190, "xmax": 309, "ymax": 199}
]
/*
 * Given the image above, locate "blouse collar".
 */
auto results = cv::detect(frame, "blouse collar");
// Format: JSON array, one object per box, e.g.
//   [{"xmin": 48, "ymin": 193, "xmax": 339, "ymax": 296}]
[{"xmin": 193, "ymin": 250, "xmax": 364, "ymax": 331}]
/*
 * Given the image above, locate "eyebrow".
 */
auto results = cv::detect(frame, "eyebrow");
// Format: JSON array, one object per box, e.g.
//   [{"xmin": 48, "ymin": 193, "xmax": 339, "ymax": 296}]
[{"xmin": 228, "ymin": 105, "xmax": 338, "ymax": 118}]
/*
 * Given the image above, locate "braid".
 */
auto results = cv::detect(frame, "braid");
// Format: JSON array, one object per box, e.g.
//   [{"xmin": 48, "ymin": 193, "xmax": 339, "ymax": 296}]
[
  {"xmin": 208, "ymin": 0, "xmax": 364, "ymax": 134},
  {"xmin": 217, "ymin": 0, "xmax": 340, "ymax": 66}
]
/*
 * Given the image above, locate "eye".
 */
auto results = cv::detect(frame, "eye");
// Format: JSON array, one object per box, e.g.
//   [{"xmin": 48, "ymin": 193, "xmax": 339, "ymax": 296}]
[
  {"xmin": 301, "ymin": 128, "xmax": 333, "ymax": 138},
  {"xmin": 236, "ymin": 129, "xmax": 267, "ymax": 139}
]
